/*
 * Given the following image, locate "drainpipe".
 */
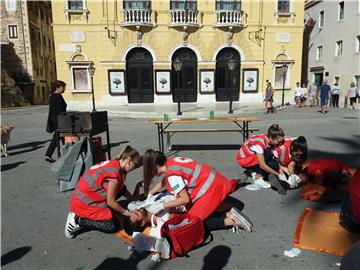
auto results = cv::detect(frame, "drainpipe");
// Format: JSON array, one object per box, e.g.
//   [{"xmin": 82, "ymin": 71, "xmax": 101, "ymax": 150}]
[{"xmin": 19, "ymin": 0, "xmax": 28, "ymax": 73}]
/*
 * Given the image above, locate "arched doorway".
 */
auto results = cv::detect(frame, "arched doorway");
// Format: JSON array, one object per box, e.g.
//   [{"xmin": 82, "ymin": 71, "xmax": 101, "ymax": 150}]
[
  {"xmin": 215, "ymin": 48, "xmax": 240, "ymax": 102},
  {"xmin": 171, "ymin": 48, "xmax": 197, "ymax": 103},
  {"xmin": 126, "ymin": 48, "xmax": 154, "ymax": 103}
]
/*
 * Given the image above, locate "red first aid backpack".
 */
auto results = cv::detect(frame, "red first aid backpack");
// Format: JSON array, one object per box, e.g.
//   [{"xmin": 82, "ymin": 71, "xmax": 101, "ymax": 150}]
[{"xmin": 161, "ymin": 213, "xmax": 210, "ymax": 259}]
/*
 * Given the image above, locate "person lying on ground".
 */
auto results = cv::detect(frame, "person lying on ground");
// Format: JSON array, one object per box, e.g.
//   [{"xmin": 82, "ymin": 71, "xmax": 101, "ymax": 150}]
[
  {"xmin": 64, "ymin": 145, "xmax": 142, "ymax": 239},
  {"xmin": 124, "ymin": 192, "xmax": 253, "ymax": 239},
  {"xmin": 142, "ymin": 151, "xmax": 241, "ymax": 221},
  {"xmin": 297, "ymin": 158, "xmax": 351, "ymax": 202}
]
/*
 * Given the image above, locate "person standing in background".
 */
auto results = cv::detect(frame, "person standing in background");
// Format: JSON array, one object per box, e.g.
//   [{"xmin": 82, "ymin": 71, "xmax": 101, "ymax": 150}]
[
  {"xmin": 318, "ymin": 80, "xmax": 331, "ymax": 114},
  {"xmin": 347, "ymin": 82, "xmax": 359, "ymax": 110},
  {"xmin": 45, "ymin": 80, "xmax": 67, "ymax": 162},
  {"xmin": 294, "ymin": 82, "xmax": 302, "ymax": 108},
  {"xmin": 264, "ymin": 81, "xmax": 275, "ymax": 114},
  {"xmin": 331, "ymin": 82, "xmax": 340, "ymax": 108},
  {"xmin": 308, "ymin": 82, "xmax": 318, "ymax": 107},
  {"xmin": 300, "ymin": 83, "xmax": 308, "ymax": 107}
]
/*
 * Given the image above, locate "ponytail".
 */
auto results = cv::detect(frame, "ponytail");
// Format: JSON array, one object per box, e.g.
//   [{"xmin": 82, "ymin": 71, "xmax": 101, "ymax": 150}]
[
  {"xmin": 143, "ymin": 149, "xmax": 166, "ymax": 195},
  {"xmin": 267, "ymin": 124, "xmax": 285, "ymax": 140}
]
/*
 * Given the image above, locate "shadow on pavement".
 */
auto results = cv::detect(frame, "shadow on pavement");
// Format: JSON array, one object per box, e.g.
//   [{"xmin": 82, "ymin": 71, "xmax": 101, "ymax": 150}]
[
  {"xmin": 309, "ymin": 135, "xmax": 360, "ymax": 167},
  {"xmin": 1, "ymin": 161, "xmax": 26, "ymax": 172},
  {"xmin": 1, "ymin": 246, "xmax": 32, "ymax": 267},
  {"xmin": 94, "ymin": 253, "xmax": 148, "ymax": 270},
  {"xmin": 7, "ymin": 140, "xmax": 50, "ymax": 156},
  {"xmin": 109, "ymin": 141, "xmax": 130, "ymax": 149},
  {"xmin": 202, "ymin": 245, "xmax": 232, "ymax": 270}
]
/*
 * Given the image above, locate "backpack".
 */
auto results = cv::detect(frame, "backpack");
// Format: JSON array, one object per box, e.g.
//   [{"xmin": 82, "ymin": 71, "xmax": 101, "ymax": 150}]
[{"xmin": 160, "ymin": 213, "xmax": 210, "ymax": 259}]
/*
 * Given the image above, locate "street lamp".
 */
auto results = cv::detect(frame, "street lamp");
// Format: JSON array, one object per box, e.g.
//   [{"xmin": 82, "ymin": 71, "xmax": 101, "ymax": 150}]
[
  {"xmin": 88, "ymin": 63, "xmax": 96, "ymax": 112},
  {"xmin": 173, "ymin": 59, "xmax": 183, "ymax": 115},
  {"xmin": 281, "ymin": 64, "xmax": 288, "ymax": 106},
  {"xmin": 227, "ymin": 59, "xmax": 237, "ymax": 114}
]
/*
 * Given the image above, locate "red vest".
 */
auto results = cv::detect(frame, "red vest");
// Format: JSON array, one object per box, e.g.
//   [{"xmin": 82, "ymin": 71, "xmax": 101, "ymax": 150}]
[
  {"xmin": 164, "ymin": 157, "xmax": 213, "ymax": 202},
  {"xmin": 274, "ymin": 137, "xmax": 293, "ymax": 166},
  {"xmin": 236, "ymin": 134, "xmax": 268, "ymax": 167},
  {"xmin": 70, "ymin": 160, "xmax": 124, "ymax": 220},
  {"xmin": 164, "ymin": 157, "xmax": 237, "ymax": 220},
  {"xmin": 349, "ymin": 168, "xmax": 360, "ymax": 224}
]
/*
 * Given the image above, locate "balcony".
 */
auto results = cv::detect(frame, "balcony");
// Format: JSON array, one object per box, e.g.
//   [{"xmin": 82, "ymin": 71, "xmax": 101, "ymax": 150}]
[
  {"xmin": 213, "ymin": 10, "xmax": 247, "ymax": 28},
  {"xmin": 121, "ymin": 8, "xmax": 155, "ymax": 27},
  {"xmin": 169, "ymin": 9, "xmax": 200, "ymax": 27}
]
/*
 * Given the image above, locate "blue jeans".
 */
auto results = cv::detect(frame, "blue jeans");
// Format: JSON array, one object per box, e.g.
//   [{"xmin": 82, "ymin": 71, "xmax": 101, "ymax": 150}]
[
  {"xmin": 320, "ymin": 96, "xmax": 329, "ymax": 106},
  {"xmin": 248, "ymin": 147, "xmax": 279, "ymax": 180}
]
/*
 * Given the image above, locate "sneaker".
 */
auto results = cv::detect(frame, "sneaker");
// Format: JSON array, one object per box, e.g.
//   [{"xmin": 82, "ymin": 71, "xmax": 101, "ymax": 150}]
[
  {"xmin": 254, "ymin": 178, "xmax": 271, "ymax": 189},
  {"xmin": 269, "ymin": 175, "xmax": 287, "ymax": 195},
  {"xmin": 238, "ymin": 172, "xmax": 250, "ymax": 184},
  {"xmin": 230, "ymin": 207, "xmax": 253, "ymax": 232},
  {"xmin": 244, "ymin": 183, "xmax": 262, "ymax": 191},
  {"xmin": 65, "ymin": 212, "xmax": 81, "ymax": 239}
]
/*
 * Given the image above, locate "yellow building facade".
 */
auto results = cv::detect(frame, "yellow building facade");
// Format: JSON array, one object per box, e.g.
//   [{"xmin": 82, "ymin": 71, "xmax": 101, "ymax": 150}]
[{"xmin": 52, "ymin": 0, "xmax": 304, "ymax": 107}]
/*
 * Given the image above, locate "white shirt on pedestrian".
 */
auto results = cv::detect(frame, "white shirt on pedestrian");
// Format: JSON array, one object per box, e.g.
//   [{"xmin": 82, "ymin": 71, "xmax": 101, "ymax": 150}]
[
  {"xmin": 294, "ymin": 87, "xmax": 302, "ymax": 97},
  {"xmin": 332, "ymin": 85, "xmax": 340, "ymax": 95},
  {"xmin": 347, "ymin": 87, "xmax": 358, "ymax": 98}
]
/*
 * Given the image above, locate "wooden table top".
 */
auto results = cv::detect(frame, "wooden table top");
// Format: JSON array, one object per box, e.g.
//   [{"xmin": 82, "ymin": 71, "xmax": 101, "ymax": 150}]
[{"xmin": 147, "ymin": 116, "xmax": 261, "ymax": 124}]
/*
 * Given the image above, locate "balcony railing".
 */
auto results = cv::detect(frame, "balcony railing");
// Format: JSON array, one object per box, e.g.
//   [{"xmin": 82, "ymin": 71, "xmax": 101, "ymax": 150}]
[
  {"xmin": 170, "ymin": 9, "xmax": 200, "ymax": 27},
  {"xmin": 214, "ymin": 10, "xmax": 247, "ymax": 27},
  {"xmin": 122, "ymin": 9, "xmax": 154, "ymax": 26}
]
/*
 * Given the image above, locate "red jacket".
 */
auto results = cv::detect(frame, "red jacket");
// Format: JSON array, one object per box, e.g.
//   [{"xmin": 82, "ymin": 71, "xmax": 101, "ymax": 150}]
[
  {"xmin": 236, "ymin": 134, "xmax": 268, "ymax": 167},
  {"xmin": 165, "ymin": 157, "xmax": 237, "ymax": 220},
  {"xmin": 70, "ymin": 160, "xmax": 124, "ymax": 220}
]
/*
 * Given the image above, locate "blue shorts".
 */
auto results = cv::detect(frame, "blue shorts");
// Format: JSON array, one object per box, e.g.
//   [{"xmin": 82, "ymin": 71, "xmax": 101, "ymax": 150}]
[{"xmin": 320, "ymin": 96, "xmax": 329, "ymax": 106}]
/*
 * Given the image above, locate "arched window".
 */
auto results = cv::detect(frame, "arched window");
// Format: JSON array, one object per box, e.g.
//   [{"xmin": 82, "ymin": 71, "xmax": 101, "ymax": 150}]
[
  {"xmin": 273, "ymin": 53, "xmax": 291, "ymax": 89},
  {"xmin": 66, "ymin": 53, "xmax": 93, "ymax": 92}
]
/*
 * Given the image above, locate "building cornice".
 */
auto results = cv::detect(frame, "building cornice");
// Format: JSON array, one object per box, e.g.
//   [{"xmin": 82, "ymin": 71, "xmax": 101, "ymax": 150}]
[{"xmin": 305, "ymin": 0, "xmax": 323, "ymax": 10}]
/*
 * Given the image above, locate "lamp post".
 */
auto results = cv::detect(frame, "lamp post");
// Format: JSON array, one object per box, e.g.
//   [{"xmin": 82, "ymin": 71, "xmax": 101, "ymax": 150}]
[
  {"xmin": 88, "ymin": 63, "xmax": 96, "ymax": 111},
  {"xmin": 173, "ymin": 59, "xmax": 183, "ymax": 115},
  {"xmin": 281, "ymin": 64, "xmax": 288, "ymax": 106},
  {"xmin": 227, "ymin": 59, "xmax": 236, "ymax": 114}
]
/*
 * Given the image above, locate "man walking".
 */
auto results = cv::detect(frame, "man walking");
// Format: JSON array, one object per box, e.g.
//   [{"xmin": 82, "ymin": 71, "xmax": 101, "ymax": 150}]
[{"xmin": 318, "ymin": 80, "xmax": 330, "ymax": 114}]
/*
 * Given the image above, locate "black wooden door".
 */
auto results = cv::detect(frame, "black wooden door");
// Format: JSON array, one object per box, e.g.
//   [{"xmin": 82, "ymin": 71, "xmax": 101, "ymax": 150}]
[
  {"xmin": 215, "ymin": 48, "xmax": 240, "ymax": 102},
  {"xmin": 172, "ymin": 48, "xmax": 197, "ymax": 102},
  {"xmin": 126, "ymin": 48, "xmax": 154, "ymax": 103}
]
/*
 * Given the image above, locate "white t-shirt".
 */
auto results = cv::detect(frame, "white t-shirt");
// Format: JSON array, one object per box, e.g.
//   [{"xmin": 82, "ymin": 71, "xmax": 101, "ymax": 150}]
[
  {"xmin": 348, "ymin": 87, "xmax": 358, "ymax": 98},
  {"xmin": 294, "ymin": 87, "xmax": 302, "ymax": 97},
  {"xmin": 332, "ymin": 85, "xmax": 340, "ymax": 95},
  {"xmin": 301, "ymin": 87, "xmax": 308, "ymax": 97},
  {"xmin": 167, "ymin": 175, "xmax": 187, "ymax": 194},
  {"xmin": 250, "ymin": 145, "xmax": 265, "ymax": 154}
]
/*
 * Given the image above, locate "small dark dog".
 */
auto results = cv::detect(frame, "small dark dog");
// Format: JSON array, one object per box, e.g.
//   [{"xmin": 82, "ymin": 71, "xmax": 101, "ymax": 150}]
[
  {"xmin": 266, "ymin": 106, "xmax": 276, "ymax": 114},
  {"xmin": 1, "ymin": 123, "xmax": 14, "ymax": 157}
]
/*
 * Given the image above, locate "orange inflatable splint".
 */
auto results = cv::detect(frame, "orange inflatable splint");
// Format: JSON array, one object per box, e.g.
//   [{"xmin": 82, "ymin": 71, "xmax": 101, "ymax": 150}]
[{"xmin": 300, "ymin": 183, "xmax": 327, "ymax": 201}]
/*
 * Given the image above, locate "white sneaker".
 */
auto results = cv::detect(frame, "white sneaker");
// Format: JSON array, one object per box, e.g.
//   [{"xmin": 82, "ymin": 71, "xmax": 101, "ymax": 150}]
[
  {"xmin": 65, "ymin": 212, "xmax": 81, "ymax": 239},
  {"xmin": 245, "ymin": 183, "xmax": 262, "ymax": 191},
  {"xmin": 254, "ymin": 178, "xmax": 271, "ymax": 189},
  {"xmin": 230, "ymin": 207, "xmax": 253, "ymax": 232}
]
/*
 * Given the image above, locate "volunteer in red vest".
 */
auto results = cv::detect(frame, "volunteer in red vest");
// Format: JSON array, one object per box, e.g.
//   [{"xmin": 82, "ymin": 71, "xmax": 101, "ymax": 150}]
[
  {"xmin": 340, "ymin": 168, "xmax": 360, "ymax": 233},
  {"xmin": 269, "ymin": 136, "xmax": 308, "ymax": 195},
  {"xmin": 142, "ymin": 150, "xmax": 239, "ymax": 221},
  {"xmin": 236, "ymin": 124, "xmax": 286, "ymax": 190},
  {"xmin": 64, "ymin": 145, "xmax": 142, "ymax": 239}
]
